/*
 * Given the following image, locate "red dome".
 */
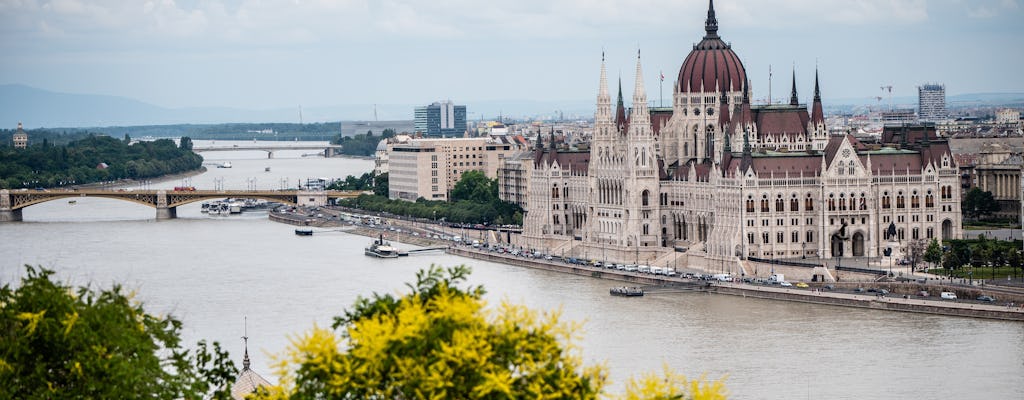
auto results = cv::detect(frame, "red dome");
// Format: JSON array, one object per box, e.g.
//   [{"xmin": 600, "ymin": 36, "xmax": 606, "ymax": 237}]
[{"xmin": 677, "ymin": 1, "xmax": 746, "ymax": 94}]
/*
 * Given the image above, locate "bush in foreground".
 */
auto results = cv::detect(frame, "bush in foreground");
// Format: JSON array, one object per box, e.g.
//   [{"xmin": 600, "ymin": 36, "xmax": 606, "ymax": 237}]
[
  {"xmin": 0, "ymin": 266, "xmax": 236, "ymax": 399},
  {"xmin": 258, "ymin": 265, "xmax": 727, "ymax": 399}
]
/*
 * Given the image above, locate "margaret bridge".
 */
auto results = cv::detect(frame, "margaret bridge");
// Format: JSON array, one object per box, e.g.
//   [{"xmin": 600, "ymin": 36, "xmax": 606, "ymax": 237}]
[
  {"xmin": 0, "ymin": 188, "xmax": 364, "ymax": 222},
  {"xmin": 191, "ymin": 143, "xmax": 345, "ymax": 158}
]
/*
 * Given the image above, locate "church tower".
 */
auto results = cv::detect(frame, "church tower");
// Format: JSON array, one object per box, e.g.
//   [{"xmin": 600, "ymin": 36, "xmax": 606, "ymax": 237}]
[{"xmin": 808, "ymin": 68, "xmax": 828, "ymax": 151}]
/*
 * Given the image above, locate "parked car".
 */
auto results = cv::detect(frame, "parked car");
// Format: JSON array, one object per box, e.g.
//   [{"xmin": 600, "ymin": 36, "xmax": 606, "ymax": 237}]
[
  {"xmin": 795, "ymin": 282, "xmax": 809, "ymax": 288},
  {"xmin": 823, "ymin": 285, "xmax": 835, "ymax": 291},
  {"xmin": 779, "ymin": 281, "xmax": 793, "ymax": 287},
  {"xmin": 940, "ymin": 292, "xmax": 957, "ymax": 300},
  {"xmin": 977, "ymin": 295, "xmax": 996, "ymax": 303},
  {"xmin": 854, "ymin": 287, "xmax": 865, "ymax": 293},
  {"xmin": 916, "ymin": 291, "xmax": 930, "ymax": 297}
]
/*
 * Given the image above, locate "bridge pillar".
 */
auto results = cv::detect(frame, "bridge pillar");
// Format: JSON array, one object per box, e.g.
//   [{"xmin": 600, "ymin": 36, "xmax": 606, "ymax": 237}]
[
  {"xmin": 0, "ymin": 209, "xmax": 23, "ymax": 222},
  {"xmin": 0, "ymin": 190, "xmax": 20, "ymax": 222},
  {"xmin": 296, "ymin": 191, "xmax": 328, "ymax": 207},
  {"xmin": 155, "ymin": 206, "xmax": 177, "ymax": 220}
]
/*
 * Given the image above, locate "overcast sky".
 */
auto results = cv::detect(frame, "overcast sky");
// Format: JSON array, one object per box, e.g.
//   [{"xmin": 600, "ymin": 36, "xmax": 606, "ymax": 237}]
[{"xmin": 2, "ymin": 0, "xmax": 1021, "ymax": 112}]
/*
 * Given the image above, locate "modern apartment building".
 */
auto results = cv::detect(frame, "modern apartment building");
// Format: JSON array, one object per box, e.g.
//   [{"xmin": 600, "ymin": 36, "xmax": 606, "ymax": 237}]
[
  {"xmin": 413, "ymin": 101, "xmax": 467, "ymax": 138},
  {"xmin": 387, "ymin": 136, "xmax": 522, "ymax": 201},
  {"xmin": 918, "ymin": 84, "xmax": 947, "ymax": 122}
]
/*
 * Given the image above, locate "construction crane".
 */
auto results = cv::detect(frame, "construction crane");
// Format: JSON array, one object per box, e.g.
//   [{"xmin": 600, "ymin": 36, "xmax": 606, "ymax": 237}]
[{"xmin": 880, "ymin": 85, "xmax": 893, "ymax": 111}]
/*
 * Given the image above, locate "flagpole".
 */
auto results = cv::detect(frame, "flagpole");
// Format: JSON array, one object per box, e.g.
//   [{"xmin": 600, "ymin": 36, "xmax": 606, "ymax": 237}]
[{"xmin": 659, "ymin": 70, "xmax": 664, "ymax": 108}]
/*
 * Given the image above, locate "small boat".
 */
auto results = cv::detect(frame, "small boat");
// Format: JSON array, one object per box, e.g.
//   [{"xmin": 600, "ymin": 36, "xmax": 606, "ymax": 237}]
[
  {"xmin": 365, "ymin": 235, "xmax": 401, "ymax": 258},
  {"xmin": 217, "ymin": 161, "xmax": 233, "ymax": 168},
  {"xmin": 67, "ymin": 200, "xmax": 77, "ymax": 205},
  {"xmin": 265, "ymin": 167, "xmax": 271, "ymax": 172},
  {"xmin": 610, "ymin": 287, "xmax": 644, "ymax": 297},
  {"xmin": 295, "ymin": 228, "xmax": 313, "ymax": 236},
  {"xmin": 200, "ymin": 202, "xmax": 210, "ymax": 213}
]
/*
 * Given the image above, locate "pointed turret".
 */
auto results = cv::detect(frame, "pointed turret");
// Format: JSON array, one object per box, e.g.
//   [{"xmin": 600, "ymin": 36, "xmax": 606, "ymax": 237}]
[
  {"xmin": 719, "ymin": 83, "xmax": 731, "ymax": 127},
  {"xmin": 596, "ymin": 51, "xmax": 612, "ymax": 124},
  {"xmin": 740, "ymin": 126, "xmax": 753, "ymax": 173},
  {"xmin": 811, "ymin": 68, "xmax": 824, "ymax": 124},
  {"xmin": 789, "ymin": 68, "xmax": 799, "ymax": 106},
  {"xmin": 704, "ymin": 0, "xmax": 719, "ymax": 39},
  {"xmin": 615, "ymin": 77, "xmax": 627, "ymax": 132},
  {"xmin": 630, "ymin": 50, "xmax": 650, "ymax": 129}
]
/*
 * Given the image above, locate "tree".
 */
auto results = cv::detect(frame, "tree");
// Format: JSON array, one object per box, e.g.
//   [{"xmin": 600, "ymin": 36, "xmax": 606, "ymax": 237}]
[
  {"xmin": 450, "ymin": 170, "xmax": 498, "ymax": 203},
  {"xmin": 257, "ymin": 265, "xmax": 725, "ymax": 399},
  {"xmin": 373, "ymin": 172, "xmax": 389, "ymax": 197},
  {"xmin": 923, "ymin": 238, "xmax": 943, "ymax": 270},
  {"xmin": 0, "ymin": 266, "xmax": 236, "ymax": 399},
  {"xmin": 961, "ymin": 188, "xmax": 999, "ymax": 220},
  {"xmin": 906, "ymin": 239, "xmax": 927, "ymax": 273},
  {"xmin": 179, "ymin": 136, "xmax": 194, "ymax": 151}
]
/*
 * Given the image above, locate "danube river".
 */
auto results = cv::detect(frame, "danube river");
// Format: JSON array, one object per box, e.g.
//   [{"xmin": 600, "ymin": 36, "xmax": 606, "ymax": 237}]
[{"xmin": 2, "ymin": 142, "xmax": 1022, "ymax": 399}]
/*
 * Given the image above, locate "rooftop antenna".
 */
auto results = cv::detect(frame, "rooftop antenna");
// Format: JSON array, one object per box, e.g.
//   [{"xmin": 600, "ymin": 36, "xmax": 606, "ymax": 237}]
[
  {"xmin": 374, "ymin": 104, "xmax": 378, "ymax": 122},
  {"xmin": 768, "ymin": 64, "xmax": 773, "ymax": 105}
]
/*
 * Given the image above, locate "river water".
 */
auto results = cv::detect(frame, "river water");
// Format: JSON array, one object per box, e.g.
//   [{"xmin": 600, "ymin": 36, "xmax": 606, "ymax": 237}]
[{"xmin": 2, "ymin": 141, "xmax": 1022, "ymax": 399}]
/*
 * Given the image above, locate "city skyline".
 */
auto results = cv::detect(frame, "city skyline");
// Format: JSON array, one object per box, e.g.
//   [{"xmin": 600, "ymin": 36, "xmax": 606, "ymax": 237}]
[{"xmin": 2, "ymin": 0, "xmax": 1022, "ymax": 115}]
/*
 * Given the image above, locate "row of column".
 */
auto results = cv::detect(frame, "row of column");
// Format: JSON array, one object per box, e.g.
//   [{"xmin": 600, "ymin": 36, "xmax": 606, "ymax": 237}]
[{"xmin": 984, "ymin": 171, "xmax": 1020, "ymax": 200}]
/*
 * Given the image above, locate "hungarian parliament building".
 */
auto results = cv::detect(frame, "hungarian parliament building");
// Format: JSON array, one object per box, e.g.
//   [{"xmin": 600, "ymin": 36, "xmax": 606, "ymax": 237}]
[{"xmin": 521, "ymin": 1, "xmax": 963, "ymax": 271}]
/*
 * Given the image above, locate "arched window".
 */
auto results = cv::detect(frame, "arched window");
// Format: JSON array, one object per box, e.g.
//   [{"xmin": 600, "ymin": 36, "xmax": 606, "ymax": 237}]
[
  {"xmin": 882, "ymin": 191, "xmax": 891, "ymax": 209},
  {"xmin": 746, "ymin": 197, "xmax": 755, "ymax": 213},
  {"xmin": 896, "ymin": 191, "xmax": 905, "ymax": 208},
  {"xmin": 790, "ymin": 195, "xmax": 799, "ymax": 212},
  {"xmin": 828, "ymin": 193, "xmax": 836, "ymax": 211},
  {"xmin": 641, "ymin": 190, "xmax": 650, "ymax": 207},
  {"xmin": 761, "ymin": 195, "xmax": 770, "ymax": 212},
  {"xmin": 775, "ymin": 195, "xmax": 784, "ymax": 212},
  {"xmin": 805, "ymin": 193, "xmax": 814, "ymax": 211},
  {"xmin": 925, "ymin": 191, "xmax": 934, "ymax": 208},
  {"xmin": 911, "ymin": 191, "xmax": 920, "ymax": 208}
]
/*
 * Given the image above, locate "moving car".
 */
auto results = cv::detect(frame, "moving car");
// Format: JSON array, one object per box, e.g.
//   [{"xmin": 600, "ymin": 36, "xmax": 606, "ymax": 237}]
[
  {"xmin": 976, "ymin": 295, "xmax": 996, "ymax": 303},
  {"xmin": 940, "ymin": 292, "xmax": 957, "ymax": 300},
  {"xmin": 795, "ymin": 282, "xmax": 809, "ymax": 288}
]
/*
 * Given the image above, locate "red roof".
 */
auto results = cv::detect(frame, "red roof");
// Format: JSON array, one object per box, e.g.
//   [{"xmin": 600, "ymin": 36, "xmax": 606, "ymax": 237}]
[{"xmin": 678, "ymin": 38, "xmax": 746, "ymax": 93}]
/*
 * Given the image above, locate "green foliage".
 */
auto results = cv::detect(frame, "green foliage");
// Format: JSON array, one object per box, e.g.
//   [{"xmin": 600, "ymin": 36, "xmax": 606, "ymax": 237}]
[
  {"xmin": 938, "ymin": 238, "xmax": 1024, "ymax": 279},
  {"xmin": 961, "ymin": 188, "xmax": 1000, "ymax": 220},
  {"xmin": 923, "ymin": 238, "xmax": 943, "ymax": 268},
  {"xmin": 326, "ymin": 172, "xmax": 375, "ymax": 191},
  {"xmin": 330, "ymin": 129, "xmax": 395, "ymax": 157},
  {"xmin": 373, "ymin": 172, "xmax": 389, "ymax": 197},
  {"xmin": 0, "ymin": 266, "xmax": 236, "ymax": 399},
  {"xmin": 338, "ymin": 171, "xmax": 522, "ymax": 225},
  {"xmin": 0, "ymin": 135, "xmax": 203, "ymax": 189},
  {"xmin": 450, "ymin": 170, "xmax": 498, "ymax": 203}
]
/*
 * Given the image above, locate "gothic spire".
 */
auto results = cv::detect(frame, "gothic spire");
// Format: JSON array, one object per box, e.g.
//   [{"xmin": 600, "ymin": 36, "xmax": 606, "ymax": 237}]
[
  {"xmin": 630, "ymin": 49, "xmax": 650, "ymax": 128},
  {"xmin": 242, "ymin": 317, "xmax": 251, "ymax": 371},
  {"xmin": 705, "ymin": 0, "xmax": 719, "ymax": 39},
  {"xmin": 615, "ymin": 76, "xmax": 627, "ymax": 132},
  {"xmin": 811, "ymin": 67, "xmax": 825, "ymax": 124},
  {"xmin": 789, "ymin": 67, "xmax": 799, "ymax": 106},
  {"xmin": 598, "ymin": 51, "xmax": 609, "ymax": 101},
  {"xmin": 549, "ymin": 127, "xmax": 557, "ymax": 152}
]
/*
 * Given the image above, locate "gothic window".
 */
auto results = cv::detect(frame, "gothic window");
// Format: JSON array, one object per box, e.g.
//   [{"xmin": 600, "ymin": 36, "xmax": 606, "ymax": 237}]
[
  {"xmin": 642, "ymin": 190, "xmax": 650, "ymax": 207},
  {"xmin": 911, "ymin": 191, "xmax": 920, "ymax": 208},
  {"xmin": 882, "ymin": 192, "xmax": 891, "ymax": 209},
  {"xmin": 859, "ymin": 195, "xmax": 867, "ymax": 210},
  {"xmin": 828, "ymin": 193, "xmax": 836, "ymax": 211},
  {"xmin": 848, "ymin": 161, "xmax": 856, "ymax": 175},
  {"xmin": 693, "ymin": 108, "xmax": 700, "ymax": 116},
  {"xmin": 792, "ymin": 231, "xmax": 799, "ymax": 243},
  {"xmin": 775, "ymin": 196, "xmax": 784, "ymax": 212},
  {"xmin": 926, "ymin": 191, "xmax": 934, "ymax": 208},
  {"xmin": 762, "ymin": 232, "xmax": 769, "ymax": 244},
  {"xmin": 746, "ymin": 197, "xmax": 755, "ymax": 213},
  {"xmin": 896, "ymin": 191, "xmax": 905, "ymax": 208},
  {"xmin": 777, "ymin": 232, "xmax": 784, "ymax": 243},
  {"xmin": 552, "ymin": 184, "xmax": 559, "ymax": 199},
  {"xmin": 790, "ymin": 195, "xmax": 799, "ymax": 212},
  {"xmin": 805, "ymin": 194, "xmax": 814, "ymax": 211},
  {"xmin": 761, "ymin": 195, "xmax": 770, "ymax": 212},
  {"xmin": 839, "ymin": 194, "xmax": 847, "ymax": 211},
  {"xmin": 806, "ymin": 230, "xmax": 814, "ymax": 243},
  {"xmin": 748, "ymin": 233, "xmax": 755, "ymax": 244}
]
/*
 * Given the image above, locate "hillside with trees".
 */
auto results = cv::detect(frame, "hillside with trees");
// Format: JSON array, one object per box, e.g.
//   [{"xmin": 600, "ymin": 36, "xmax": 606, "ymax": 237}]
[
  {"xmin": 331, "ymin": 129, "xmax": 396, "ymax": 157},
  {"xmin": 0, "ymin": 135, "xmax": 202, "ymax": 189}
]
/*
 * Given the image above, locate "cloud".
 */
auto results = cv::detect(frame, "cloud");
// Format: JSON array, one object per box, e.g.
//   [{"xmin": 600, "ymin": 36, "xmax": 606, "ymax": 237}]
[{"xmin": 965, "ymin": 0, "xmax": 1019, "ymax": 18}]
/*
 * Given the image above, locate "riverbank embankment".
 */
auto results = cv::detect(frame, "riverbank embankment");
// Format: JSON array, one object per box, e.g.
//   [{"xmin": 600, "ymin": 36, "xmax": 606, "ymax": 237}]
[{"xmin": 275, "ymin": 209, "xmax": 1024, "ymax": 322}]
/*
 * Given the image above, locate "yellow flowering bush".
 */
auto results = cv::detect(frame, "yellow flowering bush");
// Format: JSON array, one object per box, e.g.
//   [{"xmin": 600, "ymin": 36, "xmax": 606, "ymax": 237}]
[{"xmin": 260, "ymin": 265, "xmax": 727, "ymax": 400}]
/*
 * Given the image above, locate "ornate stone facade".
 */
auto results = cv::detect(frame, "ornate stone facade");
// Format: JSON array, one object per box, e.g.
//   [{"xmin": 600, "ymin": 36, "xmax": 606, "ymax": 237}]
[{"xmin": 522, "ymin": 0, "xmax": 963, "ymax": 273}]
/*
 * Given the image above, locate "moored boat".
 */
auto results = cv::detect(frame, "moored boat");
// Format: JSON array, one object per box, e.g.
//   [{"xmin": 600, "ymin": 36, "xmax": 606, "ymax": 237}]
[
  {"xmin": 610, "ymin": 287, "xmax": 644, "ymax": 297},
  {"xmin": 365, "ymin": 235, "xmax": 401, "ymax": 258},
  {"xmin": 295, "ymin": 228, "xmax": 313, "ymax": 236}
]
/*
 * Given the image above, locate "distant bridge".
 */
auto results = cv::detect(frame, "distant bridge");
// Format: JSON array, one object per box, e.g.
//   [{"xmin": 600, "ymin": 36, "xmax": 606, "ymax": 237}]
[
  {"xmin": 191, "ymin": 143, "xmax": 345, "ymax": 158},
  {"xmin": 0, "ymin": 188, "xmax": 364, "ymax": 222}
]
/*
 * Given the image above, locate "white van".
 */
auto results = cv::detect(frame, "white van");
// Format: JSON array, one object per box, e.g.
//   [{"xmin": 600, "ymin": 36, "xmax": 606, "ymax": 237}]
[
  {"xmin": 940, "ymin": 292, "xmax": 957, "ymax": 300},
  {"xmin": 637, "ymin": 265, "xmax": 651, "ymax": 274},
  {"xmin": 713, "ymin": 273, "xmax": 733, "ymax": 282}
]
